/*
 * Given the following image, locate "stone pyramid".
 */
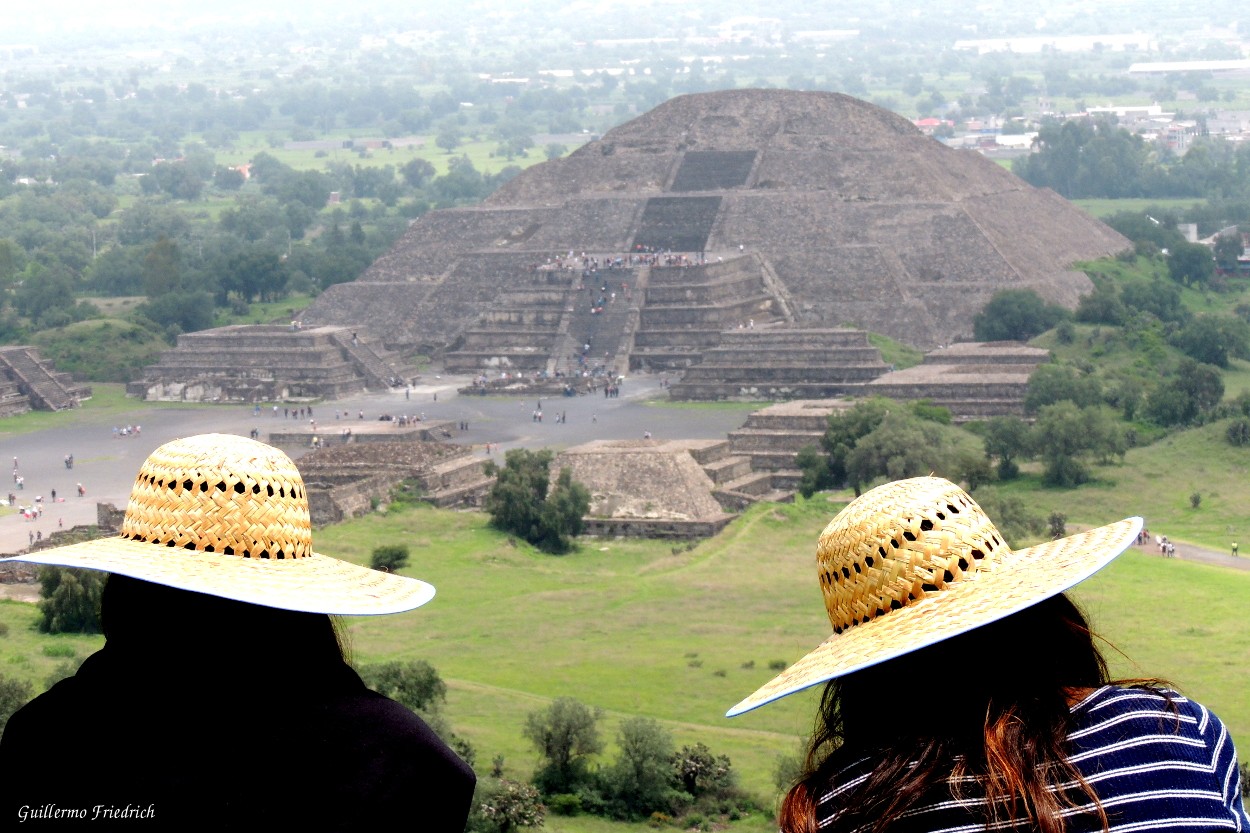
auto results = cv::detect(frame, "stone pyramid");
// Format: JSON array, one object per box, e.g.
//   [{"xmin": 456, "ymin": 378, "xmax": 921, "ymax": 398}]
[{"xmin": 299, "ymin": 89, "xmax": 1126, "ymax": 353}]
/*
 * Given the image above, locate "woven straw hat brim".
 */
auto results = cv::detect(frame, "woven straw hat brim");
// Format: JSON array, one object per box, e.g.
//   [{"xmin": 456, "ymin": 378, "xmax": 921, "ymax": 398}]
[
  {"xmin": 726, "ymin": 516, "xmax": 1142, "ymax": 717},
  {"xmin": 8, "ymin": 537, "xmax": 434, "ymax": 616}
]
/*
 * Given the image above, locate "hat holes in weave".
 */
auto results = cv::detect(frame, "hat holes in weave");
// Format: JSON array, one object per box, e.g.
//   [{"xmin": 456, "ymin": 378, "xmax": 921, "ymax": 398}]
[
  {"xmin": 878, "ymin": 545, "xmax": 887, "ymax": 557},
  {"xmin": 203, "ymin": 545, "xmax": 214, "ymax": 553},
  {"xmin": 233, "ymin": 482, "xmax": 246, "ymax": 494},
  {"xmin": 922, "ymin": 583, "xmax": 939, "ymax": 592},
  {"xmin": 943, "ymin": 570, "xmax": 954, "ymax": 583},
  {"xmin": 853, "ymin": 562, "xmax": 861, "ymax": 574},
  {"xmin": 223, "ymin": 546, "xmax": 234, "ymax": 555},
  {"xmin": 936, "ymin": 511, "xmax": 945, "ymax": 520},
  {"xmin": 891, "ymin": 599, "xmax": 903, "ymax": 610},
  {"xmin": 199, "ymin": 481, "xmax": 208, "ymax": 492},
  {"xmin": 890, "ymin": 538, "xmax": 900, "ymax": 548},
  {"xmin": 971, "ymin": 548, "xmax": 985, "ymax": 560},
  {"xmin": 182, "ymin": 479, "xmax": 193, "ymax": 490},
  {"xmin": 946, "ymin": 504, "xmax": 960, "ymax": 514},
  {"xmin": 841, "ymin": 567, "xmax": 851, "ymax": 579},
  {"xmin": 252, "ymin": 484, "xmax": 261, "ymax": 494},
  {"xmin": 903, "ymin": 530, "xmax": 916, "ymax": 542},
  {"xmin": 958, "ymin": 557, "xmax": 969, "ymax": 571},
  {"xmin": 267, "ymin": 485, "xmax": 274, "ymax": 496},
  {"xmin": 865, "ymin": 556, "xmax": 875, "ymax": 568},
  {"xmin": 215, "ymin": 481, "xmax": 227, "ymax": 492}
]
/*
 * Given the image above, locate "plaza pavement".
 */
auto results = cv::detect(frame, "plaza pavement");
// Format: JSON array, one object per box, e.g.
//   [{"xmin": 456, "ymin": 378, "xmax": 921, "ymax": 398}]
[
  {"xmin": 2, "ymin": 373, "xmax": 1245, "ymax": 576},
  {"xmin": 0, "ymin": 373, "xmax": 754, "ymax": 558}
]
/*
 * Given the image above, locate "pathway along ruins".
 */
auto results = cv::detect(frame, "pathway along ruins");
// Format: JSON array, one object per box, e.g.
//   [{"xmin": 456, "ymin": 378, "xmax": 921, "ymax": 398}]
[{"xmin": 1, "ymin": 375, "xmax": 1245, "ymax": 580}]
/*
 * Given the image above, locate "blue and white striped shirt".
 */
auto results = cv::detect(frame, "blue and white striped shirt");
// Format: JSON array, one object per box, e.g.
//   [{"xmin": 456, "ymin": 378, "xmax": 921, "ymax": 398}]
[{"xmin": 816, "ymin": 686, "xmax": 1249, "ymax": 832}]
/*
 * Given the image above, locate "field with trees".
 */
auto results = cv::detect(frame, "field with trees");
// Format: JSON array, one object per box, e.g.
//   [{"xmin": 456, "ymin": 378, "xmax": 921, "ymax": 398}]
[{"xmin": 4, "ymin": 490, "xmax": 1246, "ymax": 832}]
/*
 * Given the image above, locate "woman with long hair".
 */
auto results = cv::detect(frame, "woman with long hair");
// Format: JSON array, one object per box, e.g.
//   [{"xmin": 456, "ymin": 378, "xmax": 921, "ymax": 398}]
[{"xmin": 728, "ymin": 476, "xmax": 1248, "ymax": 833}]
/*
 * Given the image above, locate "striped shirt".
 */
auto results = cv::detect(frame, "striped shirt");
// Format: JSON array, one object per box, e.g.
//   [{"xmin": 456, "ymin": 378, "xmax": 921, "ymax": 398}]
[{"xmin": 816, "ymin": 686, "xmax": 1249, "ymax": 832}]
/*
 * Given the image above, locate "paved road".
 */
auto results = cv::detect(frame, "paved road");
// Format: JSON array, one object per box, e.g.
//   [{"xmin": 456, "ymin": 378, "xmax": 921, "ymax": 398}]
[{"xmin": 0, "ymin": 373, "xmax": 755, "ymax": 557}]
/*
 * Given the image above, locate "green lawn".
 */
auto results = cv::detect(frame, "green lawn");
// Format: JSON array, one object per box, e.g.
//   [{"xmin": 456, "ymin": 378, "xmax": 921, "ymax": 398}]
[
  {"xmin": 1071, "ymin": 197, "xmax": 1207, "ymax": 219},
  {"xmin": 1, "ymin": 495, "xmax": 1246, "ymax": 832}
]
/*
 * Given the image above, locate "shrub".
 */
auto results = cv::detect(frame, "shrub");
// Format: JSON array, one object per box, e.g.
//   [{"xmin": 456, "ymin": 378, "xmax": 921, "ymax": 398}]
[
  {"xmin": 1227, "ymin": 419, "xmax": 1250, "ymax": 447},
  {"xmin": 1190, "ymin": 491, "xmax": 1202, "ymax": 509},
  {"xmin": 548, "ymin": 793, "xmax": 582, "ymax": 816},
  {"xmin": 36, "ymin": 567, "xmax": 105, "ymax": 634},
  {"xmin": 0, "ymin": 675, "xmax": 34, "ymax": 734},
  {"xmin": 370, "ymin": 544, "xmax": 410, "ymax": 573},
  {"xmin": 41, "ymin": 644, "xmax": 76, "ymax": 658}
]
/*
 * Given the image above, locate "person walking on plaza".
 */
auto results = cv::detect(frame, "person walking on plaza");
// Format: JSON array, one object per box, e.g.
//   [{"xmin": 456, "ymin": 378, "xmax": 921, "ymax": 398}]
[{"xmin": 728, "ymin": 476, "xmax": 1249, "ymax": 833}]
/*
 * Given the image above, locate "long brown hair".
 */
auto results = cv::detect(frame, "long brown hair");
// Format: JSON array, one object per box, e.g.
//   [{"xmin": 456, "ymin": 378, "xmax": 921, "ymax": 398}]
[{"xmin": 779, "ymin": 593, "xmax": 1113, "ymax": 833}]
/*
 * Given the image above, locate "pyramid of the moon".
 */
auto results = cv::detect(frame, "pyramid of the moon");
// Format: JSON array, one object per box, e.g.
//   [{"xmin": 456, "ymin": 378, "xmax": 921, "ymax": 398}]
[{"xmin": 299, "ymin": 89, "xmax": 1127, "ymax": 353}]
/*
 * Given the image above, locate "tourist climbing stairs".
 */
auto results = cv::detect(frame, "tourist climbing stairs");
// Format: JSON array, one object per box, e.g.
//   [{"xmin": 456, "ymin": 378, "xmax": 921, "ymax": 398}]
[
  {"xmin": 559, "ymin": 267, "xmax": 640, "ymax": 378},
  {"xmin": 329, "ymin": 330, "xmax": 407, "ymax": 390},
  {"xmin": 0, "ymin": 347, "xmax": 79, "ymax": 411}
]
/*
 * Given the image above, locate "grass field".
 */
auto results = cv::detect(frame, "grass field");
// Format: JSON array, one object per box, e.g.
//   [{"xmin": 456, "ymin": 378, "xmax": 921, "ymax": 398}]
[
  {"xmin": 1070, "ymin": 197, "xmax": 1208, "ymax": 219},
  {"xmin": 1, "ymin": 490, "xmax": 1247, "ymax": 832}
]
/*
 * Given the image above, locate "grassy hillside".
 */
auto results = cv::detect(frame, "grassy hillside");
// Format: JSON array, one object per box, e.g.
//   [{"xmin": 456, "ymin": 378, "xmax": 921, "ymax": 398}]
[{"xmin": 2, "ymin": 495, "xmax": 1246, "ymax": 832}]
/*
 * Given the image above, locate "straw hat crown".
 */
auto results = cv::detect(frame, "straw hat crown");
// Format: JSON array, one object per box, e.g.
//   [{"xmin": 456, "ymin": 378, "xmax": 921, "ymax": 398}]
[
  {"xmin": 120, "ymin": 434, "xmax": 312, "ymax": 560},
  {"xmin": 820, "ymin": 477, "xmax": 1009, "ymax": 634}
]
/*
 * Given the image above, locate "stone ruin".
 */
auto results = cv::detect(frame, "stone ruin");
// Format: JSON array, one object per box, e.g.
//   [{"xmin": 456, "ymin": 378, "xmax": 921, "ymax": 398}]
[
  {"xmin": 866, "ymin": 341, "xmax": 1050, "ymax": 422},
  {"xmin": 128, "ymin": 324, "xmax": 415, "ymax": 402},
  {"xmin": 293, "ymin": 440, "xmax": 494, "ymax": 526},
  {"xmin": 295, "ymin": 88, "xmax": 1126, "ymax": 399},
  {"xmin": 0, "ymin": 346, "xmax": 91, "ymax": 415}
]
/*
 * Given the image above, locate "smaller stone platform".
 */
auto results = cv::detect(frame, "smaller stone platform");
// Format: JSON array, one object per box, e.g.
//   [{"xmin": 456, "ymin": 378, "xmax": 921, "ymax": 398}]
[
  {"xmin": 129, "ymin": 324, "xmax": 415, "ymax": 403},
  {"xmin": 866, "ymin": 341, "xmax": 1049, "ymax": 422}
]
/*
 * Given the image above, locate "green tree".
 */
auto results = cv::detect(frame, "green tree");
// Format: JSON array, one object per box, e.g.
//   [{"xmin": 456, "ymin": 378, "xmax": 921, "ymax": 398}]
[
  {"xmin": 141, "ymin": 236, "xmax": 182, "ymax": 298},
  {"xmin": 1144, "ymin": 358, "xmax": 1224, "ymax": 426},
  {"xmin": 1214, "ymin": 231, "xmax": 1244, "ymax": 272},
  {"xmin": 972, "ymin": 288, "xmax": 1069, "ymax": 342},
  {"xmin": 370, "ymin": 544, "xmax": 410, "ymax": 572},
  {"xmin": 602, "ymin": 717, "xmax": 680, "ymax": 819},
  {"xmin": 436, "ymin": 123, "xmax": 462, "ymax": 154},
  {"xmin": 400, "ymin": 158, "xmax": 436, "ymax": 188},
  {"xmin": 1030, "ymin": 402, "xmax": 1123, "ymax": 487},
  {"xmin": 982, "ymin": 416, "xmax": 1032, "ymax": 480},
  {"xmin": 1122, "ymin": 278, "xmax": 1188, "ymax": 324},
  {"xmin": 523, "ymin": 697, "xmax": 603, "ymax": 795},
  {"xmin": 1025, "ymin": 364, "xmax": 1104, "ymax": 413},
  {"xmin": 819, "ymin": 398, "xmax": 893, "ymax": 489},
  {"xmin": 357, "ymin": 660, "xmax": 446, "ymax": 713},
  {"xmin": 0, "ymin": 675, "xmax": 33, "ymax": 737},
  {"xmin": 795, "ymin": 444, "xmax": 836, "ymax": 498},
  {"xmin": 36, "ymin": 567, "xmax": 105, "ymax": 634},
  {"xmin": 484, "ymin": 449, "xmax": 589, "ymax": 554},
  {"xmin": 844, "ymin": 411, "xmax": 956, "ymax": 495},
  {"xmin": 1167, "ymin": 241, "xmax": 1215, "ymax": 287}
]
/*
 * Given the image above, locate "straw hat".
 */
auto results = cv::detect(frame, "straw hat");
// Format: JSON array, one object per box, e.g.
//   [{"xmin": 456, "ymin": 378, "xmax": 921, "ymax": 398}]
[
  {"xmin": 3, "ymin": 434, "xmax": 435, "ymax": 615},
  {"xmin": 727, "ymin": 476, "xmax": 1141, "ymax": 717}
]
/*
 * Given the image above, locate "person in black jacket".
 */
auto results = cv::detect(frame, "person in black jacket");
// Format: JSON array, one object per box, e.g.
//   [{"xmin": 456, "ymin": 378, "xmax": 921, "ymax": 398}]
[{"xmin": 0, "ymin": 434, "xmax": 475, "ymax": 831}]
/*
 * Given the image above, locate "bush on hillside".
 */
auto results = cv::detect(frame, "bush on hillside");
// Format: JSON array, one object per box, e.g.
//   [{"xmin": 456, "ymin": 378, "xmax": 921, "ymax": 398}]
[
  {"xmin": 370, "ymin": 544, "xmax": 409, "ymax": 572},
  {"xmin": 972, "ymin": 289, "xmax": 1069, "ymax": 342}
]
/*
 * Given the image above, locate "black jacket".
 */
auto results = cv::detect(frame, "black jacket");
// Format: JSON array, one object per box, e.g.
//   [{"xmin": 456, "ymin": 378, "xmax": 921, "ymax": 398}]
[{"xmin": 0, "ymin": 647, "xmax": 476, "ymax": 831}]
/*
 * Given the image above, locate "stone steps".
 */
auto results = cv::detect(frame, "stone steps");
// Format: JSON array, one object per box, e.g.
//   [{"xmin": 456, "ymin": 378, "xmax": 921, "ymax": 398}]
[
  {"xmin": 668, "ymin": 381, "xmax": 873, "ymax": 401},
  {"xmin": 701, "ymin": 455, "xmax": 754, "ymax": 485},
  {"xmin": 727, "ymin": 428, "xmax": 825, "ymax": 453}
]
